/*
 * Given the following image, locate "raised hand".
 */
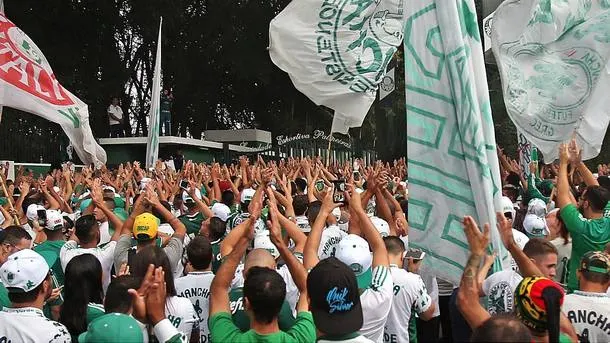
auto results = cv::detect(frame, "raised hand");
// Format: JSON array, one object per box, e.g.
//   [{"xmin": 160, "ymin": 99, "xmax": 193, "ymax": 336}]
[{"xmin": 462, "ymin": 216, "xmax": 490, "ymax": 256}]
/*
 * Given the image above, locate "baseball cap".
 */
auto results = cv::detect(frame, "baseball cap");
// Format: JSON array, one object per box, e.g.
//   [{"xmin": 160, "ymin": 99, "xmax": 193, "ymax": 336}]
[
  {"xmin": 182, "ymin": 189, "xmax": 202, "ymax": 204},
  {"xmin": 132, "ymin": 213, "xmax": 159, "ymax": 241},
  {"xmin": 370, "ymin": 216, "xmax": 390, "ymax": 237},
  {"xmin": 527, "ymin": 198, "xmax": 547, "ymax": 217},
  {"xmin": 219, "ymin": 180, "xmax": 232, "ymax": 192},
  {"xmin": 579, "ymin": 251, "xmax": 610, "ymax": 276},
  {"xmin": 211, "ymin": 202, "xmax": 231, "ymax": 222},
  {"xmin": 26, "ymin": 204, "xmax": 45, "ymax": 222},
  {"xmin": 45, "ymin": 209, "xmax": 64, "ymax": 231},
  {"xmin": 522, "ymin": 214, "xmax": 549, "ymax": 238},
  {"xmin": 139, "ymin": 177, "xmax": 152, "ymax": 190},
  {"xmin": 514, "ymin": 276, "xmax": 564, "ymax": 333},
  {"xmin": 253, "ymin": 232, "xmax": 280, "ymax": 259},
  {"xmin": 0, "ymin": 249, "xmax": 49, "ymax": 293},
  {"xmin": 307, "ymin": 257, "xmax": 363, "ymax": 336},
  {"xmin": 335, "ymin": 234, "xmax": 372, "ymax": 289},
  {"xmin": 241, "ymin": 188, "xmax": 256, "ymax": 204},
  {"xmin": 500, "ymin": 196, "xmax": 516, "ymax": 220},
  {"xmin": 78, "ymin": 313, "xmax": 144, "ymax": 343}
]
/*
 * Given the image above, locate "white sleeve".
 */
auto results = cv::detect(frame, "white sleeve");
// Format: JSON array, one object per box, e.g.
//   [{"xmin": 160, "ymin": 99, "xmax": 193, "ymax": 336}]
[
  {"xmin": 482, "ymin": 274, "xmax": 496, "ymax": 296},
  {"xmin": 99, "ymin": 241, "xmax": 117, "ymax": 267},
  {"xmin": 277, "ymin": 264, "xmax": 300, "ymax": 313},
  {"xmin": 413, "ymin": 276, "xmax": 433, "ymax": 314},
  {"xmin": 230, "ymin": 263, "xmax": 245, "ymax": 289},
  {"xmin": 60, "ymin": 240, "xmax": 79, "ymax": 271},
  {"xmin": 153, "ymin": 319, "xmax": 188, "ymax": 343}
]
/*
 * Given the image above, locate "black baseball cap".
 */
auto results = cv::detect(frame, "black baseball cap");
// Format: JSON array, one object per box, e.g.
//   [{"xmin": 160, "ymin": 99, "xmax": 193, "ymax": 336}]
[{"xmin": 307, "ymin": 257, "xmax": 363, "ymax": 336}]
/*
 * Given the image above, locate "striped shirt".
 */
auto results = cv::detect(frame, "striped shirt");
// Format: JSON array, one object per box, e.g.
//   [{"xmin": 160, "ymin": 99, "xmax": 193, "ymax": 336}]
[{"xmin": 360, "ymin": 265, "xmax": 393, "ymax": 343}]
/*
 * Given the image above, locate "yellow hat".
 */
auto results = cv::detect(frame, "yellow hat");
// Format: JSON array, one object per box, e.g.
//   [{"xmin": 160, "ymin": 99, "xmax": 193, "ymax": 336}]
[{"xmin": 133, "ymin": 213, "xmax": 159, "ymax": 241}]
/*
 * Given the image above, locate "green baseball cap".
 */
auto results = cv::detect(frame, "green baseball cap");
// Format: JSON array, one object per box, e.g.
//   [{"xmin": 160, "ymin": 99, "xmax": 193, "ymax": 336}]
[{"xmin": 78, "ymin": 313, "xmax": 143, "ymax": 343}]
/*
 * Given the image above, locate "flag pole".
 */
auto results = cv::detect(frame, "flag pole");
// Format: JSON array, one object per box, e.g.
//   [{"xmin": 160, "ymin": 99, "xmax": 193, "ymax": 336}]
[{"xmin": 326, "ymin": 130, "xmax": 332, "ymax": 167}]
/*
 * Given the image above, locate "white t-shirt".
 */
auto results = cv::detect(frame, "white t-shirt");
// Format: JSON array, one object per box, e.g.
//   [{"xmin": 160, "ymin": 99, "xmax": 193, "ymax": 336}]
[
  {"xmin": 319, "ymin": 334, "xmax": 374, "ymax": 343},
  {"xmin": 108, "ymin": 104, "xmax": 123, "ymax": 125},
  {"xmin": 164, "ymin": 295, "xmax": 199, "ymax": 342},
  {"xmin": 60, "ymin": 240, "xmax": 117, "ymax": 292},
  {"xmin": 482, "ymin": 269, "xmax": 523, "ymax": 315},
  {"xmin": 318, "ymin": 226, "xmax": 348, "ymax": 260},
  {"xmin": 550, "ymin": 237, "xmax": 572, "ymax": 285},
  {"xmin": 295, "ymin": 215, "xmax": 311, "ymax": 233},
  {"xmin": 360, "ymin": 265, "xmax": 394, "ymax": 343},
  {"xmin": 175, "ymin": 271, "xmax": 214, "ymax": 343},
  {"xmin": 562, "ymin": 291, "xmax": 610, "ymax": 343},
  {"xmin": 509, "ymin": 229, "xmax": 529, "ymax": 271},
  {"xmin": 384, "ymin": 265, "xmax": 432, "ymax": 343},
  {"xmin": 0, "ymin": 307, "xmax": 71, "ymax": 342},
  {"xmin": 98, "ymin": 221, "xmax": 112, "ymax": 246}
]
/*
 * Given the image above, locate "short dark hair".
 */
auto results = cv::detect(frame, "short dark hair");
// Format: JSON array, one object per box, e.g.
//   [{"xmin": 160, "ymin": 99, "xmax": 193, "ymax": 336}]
[
  {"xmin": 583, "ymin": 186, "xmax": 610, "ymax": 212},
  {"xmin": 580, "ymin": 270, "xmax": 610, "ymax": 284},
  {"xmin": 103, "ymin": 197, "xmax": 116, "ymax": 210},
  {"xmin": 523, "ymin": 238, "xmax": 558, "ymax": 259},
  {"xmin": 75, "ymin": 214, "xmax": 98, "ymax": 244},
  {"xmin": 152, "ymin": 201, "xmax": 172, "ymax": 224},
  {"xmin": 186, "ymin": 236, "xmax": 213, "ymax": 270},
  {"xmin": 383, "ymin": 236, "xmax": 405, "ymax": 256},
  {"xmin": 294, "ymin": 178, "xmax": 307, "ymax": 193},
  {"xmin": 105, "ymin": 275, "xmax": 141, "ymax": 314},
  {"xmin": 131, "ymin": 245, "xmax": 176, "ymax": 296},
  {"xmin": 243, "ymin": 267, "xmax": 286, "ymax": 324},
  {"xmin": 221, "ymin": 190, "xmax": 234, "ymax": 207},
  {"xmin": 1, "ymin": 226, "xmax": 32, "ymax": 245},
  {"xmin": 597, "ymin": 176, "xmax": 610, "ymax": 192},
  {"xmin": 306, "ymin": 201, "xmax": 323, "ymax": 226},
  {"xmin": 293, "ymin": 195, "xmax": 309, "ymax": 216},
  {"xmin": 209, "ymin": 217, "xmax": 226, "ymax": 242},
  {"xmin": 471, "ymin": 314, "xmax": 532, "ymax": 342},
  {"xmin": 8, "ymin": 274, "xmax": 49, "ymax": 304}
]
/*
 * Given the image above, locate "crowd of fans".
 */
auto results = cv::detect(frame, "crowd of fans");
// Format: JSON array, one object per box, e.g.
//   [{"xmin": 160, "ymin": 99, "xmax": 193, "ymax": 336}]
[{"xmin": 0, "ymin": 139, "xmax": 607, "ymax": 343}]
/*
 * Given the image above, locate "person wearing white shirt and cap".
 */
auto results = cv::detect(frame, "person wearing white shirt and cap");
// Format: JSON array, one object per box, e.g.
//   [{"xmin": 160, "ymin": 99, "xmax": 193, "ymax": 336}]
[{"xmin": 0, "ymin": 249, "xmax": 71, "ymax": 342}]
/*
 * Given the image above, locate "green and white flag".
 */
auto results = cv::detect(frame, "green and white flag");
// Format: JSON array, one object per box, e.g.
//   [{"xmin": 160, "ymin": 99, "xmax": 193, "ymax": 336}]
[
  {"xmin": 146, "ymin": 17, "xmax": 162, "ymax": 169},
  {"xmin": 268, "ymin": 0, "xmax": 405, "ymax": 134},
  {"xmin": 492, "ymin": 0, "xmax": 610, "ymax": 160},
  {"xmin": 0, "ymin": 13, "xmax": 106, "ymax": 166},
  {"xmin": 405, "ymin": 0, "xmax": 504, "ymax": 284}
]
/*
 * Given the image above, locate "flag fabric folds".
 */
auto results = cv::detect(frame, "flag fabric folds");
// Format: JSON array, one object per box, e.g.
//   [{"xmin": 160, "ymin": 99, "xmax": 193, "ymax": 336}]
[
  {"xmin": 268, "ymin": 0, "xmax": 405, "ymax": 134},
  {"xmin": 0, "ymin": 13, "xmax": 106, "ymax": 166},
  {"xmin": 492, "ymin": 0, "xmax": 610, "ymax": 161},
  {"xmin": 146, "ymin": 17, "xmax": 162, "ymax": 169},
  {"xmin": 405, "ymin": 0, "xmax": 504, "ymax": 284}
]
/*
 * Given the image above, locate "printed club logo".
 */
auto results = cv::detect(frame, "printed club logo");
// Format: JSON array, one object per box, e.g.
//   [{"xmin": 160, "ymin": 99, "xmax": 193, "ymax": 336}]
[
  {"xmin": 0, "ymin": 15, "xmax": 74, "ymax": 106},
  {"xmin": 380, "ymin": 74, "xmax": 394, "ymax": 92}
]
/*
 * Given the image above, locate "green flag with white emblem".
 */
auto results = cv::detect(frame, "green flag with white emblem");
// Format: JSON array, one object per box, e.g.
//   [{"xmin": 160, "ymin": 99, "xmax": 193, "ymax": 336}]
[
  {"xmin": 146, "ymin": 17, "xmax": 162, "ymax": 169},
  {"xmin": 405, "ymin": 0, "xmax": 505, "ymax": 284}
]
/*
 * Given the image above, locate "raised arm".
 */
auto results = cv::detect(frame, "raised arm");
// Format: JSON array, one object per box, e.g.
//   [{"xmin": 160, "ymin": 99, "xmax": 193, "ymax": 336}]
[
  {"xmin": 90, "ymin": 184, "xmax": 123, "ymax": 242},
  {"xmin": 303, "ymin": 189, "xmax": 339, "ymax": 270},
  {"xmin": 145, "ymin": 185, "xmax": 186, "ymax": 240},
  {"xmin": 187, "ymin": 181, "xmax": 214, "ymax": 219},
  {"xmin": 220, "ymin": 191, "xmax": 262, "ymax": 257},
  {"xmin": 557, "ymin": 144, "xmax": 575, "ymax": 209},
  {"xmin": 497, "ymin": 212, "xmax": 543, "ymax": 277}
]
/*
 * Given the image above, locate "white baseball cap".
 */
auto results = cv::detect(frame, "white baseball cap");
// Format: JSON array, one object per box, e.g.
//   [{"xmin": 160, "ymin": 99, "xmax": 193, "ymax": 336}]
[
  {"xmin": 241, "ymin": 188, "xmax": 256, "ymax": 204},
  {"xmin": 335, "ymin": 234, "xmax": 372, "ymax": 289},
  {"xmin": 139, "ymin": 178, "xmax": 152, "ymax": 191},
  {"xmin": 26, "ymin": 204, "xmax": 45, "ymax": 222},
  {"xmin": 332, "ymin": 207, "xmax": 342, "ymax": 221},
  {"xmin": 527, "ymin": 198, "xmax": 547, "ymax": 218},
  {"xmin": 500, "ymin": 196, "xmax": 516, "ymax": 220},
  {"xmin": 182, "ymin": 189, "xmax": 202, "ymax": 203},
  {"xmin": 0, "ymin": 249, "xmax": 49, "ymax": 293},
  {"xmin": 523, "ymin": 214, "xmax": 549, "ymax": 238},
  {"xmin": 370, "ymin": 216, "xmax": 390, "ymax": 237},
  {"xmin": 253, "ymin": 232, "xmax": 279, "ymax": 259},
  {"xmin": 45, "ymin": 210, "xmax": 64, "ymax": 231},
  {"xmin": 211, "ymin": 203, "xmax": 231, "ymax": 222}
]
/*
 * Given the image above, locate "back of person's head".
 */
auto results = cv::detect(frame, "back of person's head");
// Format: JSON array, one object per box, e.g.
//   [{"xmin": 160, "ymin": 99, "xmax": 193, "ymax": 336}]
[
  {"xmin": 152, "ymin": 201, "xmax": 172, "ymax": 224},
  {"xmin": 130, "ymin": 245, "xmax": 176, "ymax": 296},
  {"xmin": 471, "ymin": 315, "xmax": 532, "ymax": 342},
  {"xmin": 186, "ymin": 236, "xmax": 212, "ymax": 270},
  {"xmin": 1, "ymin": 225, "xmax": 32, "ymax": 248},
  {"xmin": 221, "ymin": 190, "xmax": 234, "ymax": 207},
  {"xmin": 75, "ymin": 214, "xmax": 99, "ymax": 244},
  {"xmin": 2, "ymin": 249, "xmax": 51, "ymax": 304},
  {"xmin": 244, "ymin": 249, "xmax": 276, "ymax": 274},
  {"xmin": 293, "ymin": 195, "xmax": 309, "ymax": 216},
  {"xmin": 105, "ymin": 275, "xmax": 141, "ymax": 314},
  {"xmin": 208, "ymin": 217, "xmax": 226, "ymax": 242},
  {"xmin": 578, "ymin": 251, "xmax": 610, "ymax": 286},
  {"xmin": 383, "ymin": 236, "xmax": 406, "ymax": 256},
  {"xmin": 597, "ymin": 176, "xmax": 610, "ymax": 192},
  {"xmin": 583, "ymin": 185, "xmax": 610, "ymax": 212},
  {"xmin": 306, "ymin": 201, "xmax": 323, "ymax": 226},
  {"xmin": 60, "ymin": 254, "xmax": 104, "ymax": 337},
  {"xmin": 294, "ymin": 178, "xmax": 307, "ymax": 194},
  {"xmin": 243, "ymin": 266, "xmax": 286, "ymax": 324},
  {"xmin": 103, "ymin": 197, "xmax": 116, "ymax": 210},
  {"xmin": 523, "ymin": 238, "xmax": 557, "ymax": 259}
]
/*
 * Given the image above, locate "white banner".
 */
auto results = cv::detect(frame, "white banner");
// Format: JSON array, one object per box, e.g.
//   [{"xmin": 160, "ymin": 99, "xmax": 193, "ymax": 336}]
[
  {"xmin": 379, "ymin": 67, "xmax": 396, "ymax": 101},
  {"xmin": 492, "ymin": 0, "xmax": 610, "ymax": 160},
  {"xmin": 269, "ymin": 0, "xmax": 405, "ymax": 134},
  {"xmin": 146, "ymin": 18, "xmax": 162, "ymax": 169},
  {"xmin": 406, "ymin": 0, "xmax": 505, "ymax": 284},
  {"xmin": 0, "ymin": 14, "xmax": 106, "ymax": 166}
]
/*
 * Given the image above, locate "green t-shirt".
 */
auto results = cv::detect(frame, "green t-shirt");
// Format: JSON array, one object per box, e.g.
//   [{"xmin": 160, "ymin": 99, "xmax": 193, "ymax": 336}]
[
  {"xmin": 408, "ymin": 310, "xmax": 418, "ymax": 343},
  {"xmin": 34, "ymin": 240, "xmax": 66, "ymax": 287},
  {"xmin": 70, "ymin": 303, "xmax": 105, "ymax": 342},
  {"xmin": 0, "ymin": 282, "xmax": 10, "ymax": 309},
  {"xmin": 179, "ymin": 212, "xmax": 205, "ymax": 236},
  {"xmin": 209, "ymin": 311, "xmax": 315, "ymax": 343},
  {"xmin": 560, "ymin": 204, "xmax": 610, "ymax": 290},
  {"xmin": 229, "ymin": 287, "xmax": 296, "ymax": 332}
]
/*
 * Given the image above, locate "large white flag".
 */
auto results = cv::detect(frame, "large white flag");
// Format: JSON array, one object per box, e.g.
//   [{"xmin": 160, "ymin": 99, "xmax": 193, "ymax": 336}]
[
  {"xmin": 146, "ymin": 18, "xmax": 162, "ymax": 169},
  {"xmin": 0, "ymin": 13, "xmax": 106, "ymax": 165},
  {"xmin": 492, "ymin": 0, "xmax": 610, "ymax": 161},
  {"xmin": 406, "ymin": 0, "xmax": 505, "ymax": 284},
  {"xmin": 269, "ymin": 0, "xmax": 405, "ymax": 134}
]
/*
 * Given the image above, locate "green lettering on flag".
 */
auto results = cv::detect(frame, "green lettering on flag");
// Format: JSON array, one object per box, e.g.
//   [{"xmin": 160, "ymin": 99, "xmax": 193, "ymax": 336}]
[{"xmin": 58, "ymin": 108, "xmax": 80, "ymax": 128}]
